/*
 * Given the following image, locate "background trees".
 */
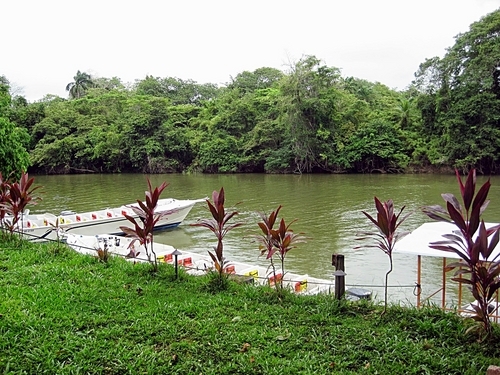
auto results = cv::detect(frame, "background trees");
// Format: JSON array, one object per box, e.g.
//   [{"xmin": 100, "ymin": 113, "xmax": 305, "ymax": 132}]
[
  {"xmin": 5, "ymin": 9, "xmax": 500, "ymax": 175},
  {"xmin": 66, "ymin": 70, "xmax": 94, "ymax": 99},
  {"xmin": 0, "ymin": 78, "xmax": 30, "ymax": 177},
  {"xmin": 134, "ymin": 76, "xmax": 220, "ymax": 105},
  {"xmin": 413, "ymin": 10, "xmax": 500, "ymax": 173}
]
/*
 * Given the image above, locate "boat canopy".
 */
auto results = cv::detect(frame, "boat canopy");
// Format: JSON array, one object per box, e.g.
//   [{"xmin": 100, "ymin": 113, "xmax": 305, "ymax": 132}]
[{"xmin": 393, "ymin": 221, "xmax": 500, "ymax": 260}]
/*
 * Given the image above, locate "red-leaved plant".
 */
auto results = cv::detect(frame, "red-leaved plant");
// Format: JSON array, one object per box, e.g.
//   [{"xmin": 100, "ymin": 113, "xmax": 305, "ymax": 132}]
[
  {"xmin": 2, "ymin": 172, "xmax": 41, "ymax": 238},
  {"xmin": 256, "ymin": 205, "xmax": 305, "ymax": 295},
  {"xmin": 256, "ymin": 205, "xmax": 282, "ymax": 287},
  {"xmin": 357, "ymin": 198, "xmax": 410, "ymax": 313},
  {"xmin": 119, "ymin": 179, "xmax": 170, "ymax": 272},
  {"xmin": 191, "ymin": 187, "xmax": 242, "ymax": 289},
  {"xmin": 423, "ymin": 169, "xmax": 500, "ymax": 336},
  {"xmin": 0, "ymin": 173, "xmax": 10, "ymax": 235}
]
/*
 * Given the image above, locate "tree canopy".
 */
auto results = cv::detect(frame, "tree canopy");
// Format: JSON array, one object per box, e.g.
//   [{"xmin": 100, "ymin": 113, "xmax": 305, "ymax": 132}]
[
  {"xmin": 66, "ymin": 70, "xmax": 94, "ymax": 99},
  {"xmin": 0, "ymin": 78, "xmax": 30, "ymax": 178},
  {"xmin": 413, "ymin": 10, "xmax": 500, "ymax": 173},
  {"xmin": 5, "ymin": 9, "xmax": 500, "ymax": 175}
]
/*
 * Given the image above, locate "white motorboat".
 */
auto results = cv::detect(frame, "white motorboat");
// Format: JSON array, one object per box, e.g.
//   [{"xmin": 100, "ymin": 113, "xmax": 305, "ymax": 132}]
[
  {"xmin": 4, "ymin": 198, "xmax": 206, "ymax": 242},
  {"xmin": 64, "ymin": 232, "xmax": 178, "ymax": 262},
  {"xmin": 63, "ymin": 233, "xmax": 334, "ymax": 295}
]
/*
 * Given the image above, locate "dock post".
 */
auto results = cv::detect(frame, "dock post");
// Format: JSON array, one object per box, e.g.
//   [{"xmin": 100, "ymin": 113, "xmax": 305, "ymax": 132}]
[{"xmin": 332, "ymin": 254, "xmax": 345, "ymax": 300}]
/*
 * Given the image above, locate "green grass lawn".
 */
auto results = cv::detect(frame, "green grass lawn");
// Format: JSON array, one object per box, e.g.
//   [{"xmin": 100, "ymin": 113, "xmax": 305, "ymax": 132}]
[{"xmin": 1, "ymin": 237, "xmax": 499, "ymax": 374}]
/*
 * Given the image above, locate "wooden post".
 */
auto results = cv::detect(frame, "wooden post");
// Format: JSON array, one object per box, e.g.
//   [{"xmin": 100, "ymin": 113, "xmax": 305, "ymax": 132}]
[{"xmin": 332, "ymin": 254, "xmax": 345, "ymax": 300}]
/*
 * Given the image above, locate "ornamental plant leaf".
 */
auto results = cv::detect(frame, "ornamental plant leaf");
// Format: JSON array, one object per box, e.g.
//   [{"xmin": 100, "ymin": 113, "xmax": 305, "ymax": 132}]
[
  {"xmin": 119, "ymin": 178, "xmax": 169, "ymax": 272},
  {"xmin": 191, "ymin": 187, "xmax": 242, "ymax": 290},
  {"xmin": 255, "ymin": 205, "xmax": 305, "ymax": 296},
  {"xmin": 0, "ymin": 172, "xmax": 10, "ymax": 234},
  {"xmin": 357, "ymin": 197, "xmax": 410, "ymax": 314},
  {"xmin": 1, "ymin": 172, "xmax": 42, "ymax": 238},
  {"xmin": 423, "ymin": 169, "xmax": 500, "ymax": 337}
]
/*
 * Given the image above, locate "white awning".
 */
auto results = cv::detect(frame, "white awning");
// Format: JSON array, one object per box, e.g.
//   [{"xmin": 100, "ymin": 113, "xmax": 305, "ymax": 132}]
[{"xmin": 393, "ymin": 221, "xmax": 500, "ymax": 259}]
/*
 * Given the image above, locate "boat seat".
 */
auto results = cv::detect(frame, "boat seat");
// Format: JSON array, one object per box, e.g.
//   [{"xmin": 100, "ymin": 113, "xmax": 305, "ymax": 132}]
[
  {"xmin": 268, "ymin": 273, "xmax": 283, "ymax": 286},
  {"xmin": 243, "ymin": 269, "xmax": 259, "ymax": 278},
  {"xmin": 158, "ymin": 254, "xmax": 173, "ymax": 263},
  {"xmin": 294, "ymin": 280, "xmax": 308, "ymax": 292},
  {"xmin": 179, "ymin": 257, "xmax": 193, "ymax": 267}
]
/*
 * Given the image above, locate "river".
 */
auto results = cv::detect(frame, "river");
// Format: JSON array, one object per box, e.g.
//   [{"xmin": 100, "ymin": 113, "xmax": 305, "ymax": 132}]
[{"xmin": 29, "ymin": 173, "xmax": 500, "ymax": 305}]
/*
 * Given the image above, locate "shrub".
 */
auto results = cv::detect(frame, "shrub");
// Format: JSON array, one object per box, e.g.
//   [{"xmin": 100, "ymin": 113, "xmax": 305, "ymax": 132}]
[
  {"xmin": 357, "ymin": 197, "xmax": 411, "ymax": 313},
  {"xmin": 423, "ymin": 169, "xmax": 500, "ymax": 336}
]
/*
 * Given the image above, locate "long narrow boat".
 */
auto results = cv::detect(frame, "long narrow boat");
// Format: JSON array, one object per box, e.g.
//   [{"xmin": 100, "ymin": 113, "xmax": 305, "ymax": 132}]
[
  {"xmin": 63, "ymin": 233, "xmax": 334, "ymax": 295},
  {"xmin": 4, "ymin": 198, "xmax": 206, "ymax": 242}
]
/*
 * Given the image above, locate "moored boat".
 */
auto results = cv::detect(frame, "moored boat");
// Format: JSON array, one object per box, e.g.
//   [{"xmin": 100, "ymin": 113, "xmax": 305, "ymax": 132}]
[
  {"xmin": 4, "ymin": 198, "xmax": 206, "ymax": 242},
  {"xmin": 63, "ymin": 233, "xmax": 334, "ymax": 295},
  {"xmin": 65, "ymin": 232, "xmax": 178, "ymax": 262}
]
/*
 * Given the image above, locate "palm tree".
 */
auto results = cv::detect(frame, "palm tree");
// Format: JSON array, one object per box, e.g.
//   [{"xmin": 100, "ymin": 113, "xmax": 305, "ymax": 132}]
[
  {"xmin": 395, "ymin": 97, "xmax": 413, "ymax": 129},
  {"xmin": 65, "ymin": 71, "xmax": 93, "ymax": 99}
]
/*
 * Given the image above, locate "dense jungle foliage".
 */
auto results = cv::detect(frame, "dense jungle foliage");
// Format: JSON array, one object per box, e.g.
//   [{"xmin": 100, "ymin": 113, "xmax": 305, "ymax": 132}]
[{"xmin": 1, "ymin": 10, "xmax": 500, "ymax": 175}]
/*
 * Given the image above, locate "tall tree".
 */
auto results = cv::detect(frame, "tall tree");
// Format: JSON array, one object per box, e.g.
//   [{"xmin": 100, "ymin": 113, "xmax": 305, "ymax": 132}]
[
  {"xmin": 135, "ymin": 76, "xmax": 220, "ymax": 105},
  {"xmin": 278, "ymin": 56, "xmax": 338, "ymax": 173},
  {"xmin": 121, "ymin": 95, "xmax": 172, "ymax": 173},
  {"xmin": 66, "ymin": 70, "xmax": 94, "ymax": 99},
  {"xmin": 413, "ymin": 9, "xmax": 500, "ymax": 173},
  {"xmin": 0, "ymin": 81, "xmax": 30, "ymax": 177},
  {"xmin": 227, "ymin": 67, "xmax": 284, "ymax": 94}
]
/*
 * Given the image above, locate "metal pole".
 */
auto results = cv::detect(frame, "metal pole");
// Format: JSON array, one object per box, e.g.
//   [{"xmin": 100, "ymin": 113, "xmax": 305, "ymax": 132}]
[
  {"xmin": 174, "ymin": 255, "xmax": 178, "ymax": 279},
  {"xmin": 172, "ymin": 249, "xmax": 182, "ymax": 280}
]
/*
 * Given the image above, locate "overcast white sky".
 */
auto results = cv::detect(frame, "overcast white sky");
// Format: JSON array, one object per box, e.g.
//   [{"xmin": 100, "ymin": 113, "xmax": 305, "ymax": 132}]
[{"xmin": 2, "ymin": 0, "xmax": 500, "ymax": 102}]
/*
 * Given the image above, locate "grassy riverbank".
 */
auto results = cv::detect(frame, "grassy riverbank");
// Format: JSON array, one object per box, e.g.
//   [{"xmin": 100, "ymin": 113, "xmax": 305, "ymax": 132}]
[{"xmin": 1, "ymin": 238, "xmax": 500, "ymax": 374}]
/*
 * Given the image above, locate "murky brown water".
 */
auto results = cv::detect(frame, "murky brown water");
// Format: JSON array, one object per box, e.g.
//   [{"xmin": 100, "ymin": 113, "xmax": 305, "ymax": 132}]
[{"xmin": 31, "ymin": 173, "xmax": 500, "ymax": 305}]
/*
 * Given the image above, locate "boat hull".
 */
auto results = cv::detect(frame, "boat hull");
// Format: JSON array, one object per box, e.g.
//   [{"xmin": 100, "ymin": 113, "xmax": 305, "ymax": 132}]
[
  {"xmin": 6, "ymin": 198, "xmax": 205, "ymax": 242},
  {"xmin": 64, "ymin": 233, "xmax": 334, "ymax": 295}
]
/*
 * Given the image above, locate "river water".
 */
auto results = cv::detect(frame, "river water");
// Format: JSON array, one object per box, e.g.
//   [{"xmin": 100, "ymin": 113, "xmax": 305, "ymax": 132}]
[{"xmin": 30, "ymin": 173, "xmax": 500, "ymax": 305}]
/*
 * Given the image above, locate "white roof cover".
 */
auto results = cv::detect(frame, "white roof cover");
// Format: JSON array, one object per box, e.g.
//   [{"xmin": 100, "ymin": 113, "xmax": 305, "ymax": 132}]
[{"xmin": 393, "ymin": 221, "xmax": 500, "ymax": 259}]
